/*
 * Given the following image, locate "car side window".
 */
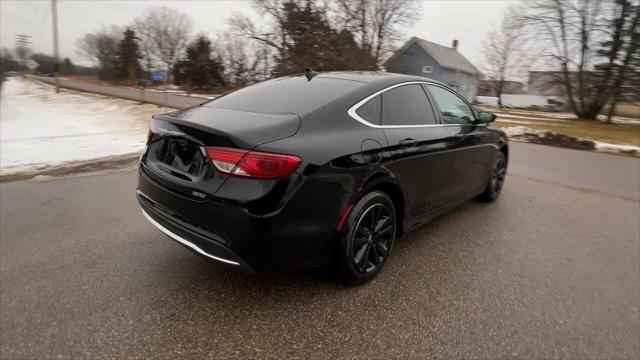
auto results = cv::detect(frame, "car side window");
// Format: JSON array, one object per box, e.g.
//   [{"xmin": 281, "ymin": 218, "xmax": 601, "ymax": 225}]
[
  {"xmin": 427, "ymin": 85, "xmax": 475, "ymax": 125},
  {"xmin": 356, "ymin": 95, "xmax": 381, "ymax": 125},
  {"xmin": 381, "ymin": 84, "xmax": 437, "ymax": 126}
]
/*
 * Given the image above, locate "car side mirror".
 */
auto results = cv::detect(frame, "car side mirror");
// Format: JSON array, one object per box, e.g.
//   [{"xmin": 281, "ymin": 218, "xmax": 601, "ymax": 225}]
[{"xmin": 477, "ymin": 111, "xmax": 496, "ymax": 123}]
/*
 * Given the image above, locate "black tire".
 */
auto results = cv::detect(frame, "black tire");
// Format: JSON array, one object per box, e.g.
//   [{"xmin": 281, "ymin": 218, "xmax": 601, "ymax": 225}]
[
  {"xmin": 477, "ymin": 151, "xmax": 507, "ymax": 202},
  {"xmin": 336, "ymin": 191, "xmax": 396, "ymax": 285}
]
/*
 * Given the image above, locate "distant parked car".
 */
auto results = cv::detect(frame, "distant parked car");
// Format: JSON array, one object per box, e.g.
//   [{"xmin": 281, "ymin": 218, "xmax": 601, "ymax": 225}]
[{"xmin": 137, "ymin": 72, "xmax": 508, "ymax": 284}]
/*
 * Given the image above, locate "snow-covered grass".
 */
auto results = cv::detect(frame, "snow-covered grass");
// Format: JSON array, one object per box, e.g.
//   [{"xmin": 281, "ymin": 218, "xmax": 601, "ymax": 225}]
[
  {"xmin": 489, "ymin": 107, "xmax": 640, "ymax": 147},
  {"xmin": 0, "ymin": 77, "xmax": 166, "ymax": 176},
  {"xmin": 501, "ymin": 126, "xmax": 640, "ymax": 156},
  {"xmin": 593, "ymin": 141, "xmax": 640, "ymax": 154},
  {"xmin": 494, "ymin": 113, "xmax": 571, "ymax": 122},
  {"xmin": 485, "ymin": 107, "xmax": 640, "ymax": 125},
  {"xmin": 502, "ymin": 126, "xmax": 541, "ymax": 137}
]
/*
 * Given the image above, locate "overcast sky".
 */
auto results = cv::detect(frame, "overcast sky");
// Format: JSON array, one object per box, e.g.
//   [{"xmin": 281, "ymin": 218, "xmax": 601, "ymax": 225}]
[{"xmin": 1, "ymin": 0, "xmax": 515, "ymax": 70}]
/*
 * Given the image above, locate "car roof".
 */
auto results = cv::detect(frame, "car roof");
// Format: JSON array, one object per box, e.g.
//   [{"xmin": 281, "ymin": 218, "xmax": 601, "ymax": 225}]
[
  {"xmin": 204, "ymin": 71, "xmax": 453, "ymax": 116},
  {"xmin": 313, "ymin": 71, "xmax": 448, "ymax": 87}
]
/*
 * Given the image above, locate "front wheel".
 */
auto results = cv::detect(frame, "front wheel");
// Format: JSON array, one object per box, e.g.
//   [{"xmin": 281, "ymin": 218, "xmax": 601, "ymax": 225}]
[
  {"xmin": 337, "ymin": 191, "xmax": 396, "ymax": 285},
  {"xmin": 477, "ymin": 151, "xmax": 507, "ymax": 202}
]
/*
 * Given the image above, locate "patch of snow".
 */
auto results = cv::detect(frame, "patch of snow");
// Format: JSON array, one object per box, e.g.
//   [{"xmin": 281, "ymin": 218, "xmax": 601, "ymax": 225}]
[
  {"xmin": 488, "ymin": 108, "xmax": 640, "ymax": 125},
  {"xmin": 146, "ymin": 88, "xmax": 184, "ymax": 93},
  {"xmin": 501, "ymin": 126, "xmax": 638, "ymax": 155},
  {"xmin": 177, "ymin": 93, "xmax": 218, "ymax": 100},
  {"xmin": 144, "ymin": 88, "xmax": 218, "ymax": 100},
  {"xmin": 594, "ymin": 141, "xmax": 640, "ymax": 154},
  {"xmin": 476, "ymin": 96, "xmax": 499, "ymax": 106},
  {"xmin": 503, "ymin": 109, "xmax": 577, "ymax": 119},
  {"xmin": 596, "ymin": 114, "xmax": 640, "ymax": 125},
  {"xmin": 0, "ymin": 77, "xmax": 166, "ymax": 175},
  {"xmin": 494, "ymin": 113, "xmax": 568, "ymax": 122},
  {"xmin": 501, "ymin": 126, "xmax": 543, "ymax": 137}
]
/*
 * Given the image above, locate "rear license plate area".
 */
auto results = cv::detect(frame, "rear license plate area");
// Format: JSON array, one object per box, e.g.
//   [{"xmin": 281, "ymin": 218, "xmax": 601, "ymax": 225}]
[{"xmin": 158, "ymin": 138, "xmax": 205, "ymax": 176}]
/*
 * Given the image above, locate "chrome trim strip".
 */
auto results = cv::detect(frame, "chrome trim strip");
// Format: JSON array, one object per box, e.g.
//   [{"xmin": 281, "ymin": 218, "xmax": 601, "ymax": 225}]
[
  {"xmin": 347, "ymin": 81, "xmax": 473, "ymax": 129},
  {"xmin": 455, "ymin": 143, "xmax": 500, "ymax": 151},
  {"xmin": 141, "ymin": 209, "xmax": 241, "ymax": 266}
]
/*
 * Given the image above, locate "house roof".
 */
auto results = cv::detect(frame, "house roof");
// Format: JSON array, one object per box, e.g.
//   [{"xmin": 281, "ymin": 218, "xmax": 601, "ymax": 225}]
[{"xmin": 386, "ymin": 36, "xmax": 481, "ymax": 76}]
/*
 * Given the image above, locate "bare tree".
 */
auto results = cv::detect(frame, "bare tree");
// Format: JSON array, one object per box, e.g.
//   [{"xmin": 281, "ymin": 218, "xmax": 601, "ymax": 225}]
[
  {"xmin": 1, "ymin": 47, "xmax": 23, "ymax": 81},
  {"xmin": 333, "ymin": 0, "xmax": 420, "ymax": 66},
  {"xmin": 214, "ymin": 31, "xmax": 265, "ymax": 87},
  {"xmin": 75, "ymin": 25, "xmax": 122, "ymax": 79},
  {"xmin": 523, "ymin": 0, "xmax": 640, "ymax": 120},
  {"xmin": 14, "ymin": 45, "xmax": 31, "ymax": 68},
  {"xmin": 522, "ymin": 0, "xmax": 613, "ymax": 119},
  {"xmin": 597, "ymin": 0, "xmax": 640, "ymax": 121},
  {"xmin": 482, "ymin": 6, "xmax": 534, "ymax": 108},
  {"xmin": 229, "ymin": 0, "xmax": 419, "ymax": 72},
  {"xmin": 131, "ymin": 17, "xmax": 157, "ymax": 74},
  {"xmin": 137, "ymin": 7, "xmax": 193, "ymax": 82},
  {"xmin": 228, "ymin": 1, "xmax": 289, "ymax": 72}
]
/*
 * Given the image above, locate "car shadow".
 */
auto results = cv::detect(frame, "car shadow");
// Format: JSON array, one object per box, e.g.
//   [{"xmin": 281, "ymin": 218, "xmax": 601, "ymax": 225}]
[{"xmin": 147, "ymin": 196, "xmax": 505, "ymax": 309}]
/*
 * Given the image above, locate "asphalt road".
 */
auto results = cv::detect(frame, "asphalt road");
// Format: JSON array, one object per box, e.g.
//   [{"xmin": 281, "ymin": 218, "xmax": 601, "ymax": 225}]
[
  {"xmin": 35, "ymin": 77, "xmax": 207, "ymax": 109},
  {"xmin": 1, "ymin": 143, "xmax": 639, "ymax": 359}
]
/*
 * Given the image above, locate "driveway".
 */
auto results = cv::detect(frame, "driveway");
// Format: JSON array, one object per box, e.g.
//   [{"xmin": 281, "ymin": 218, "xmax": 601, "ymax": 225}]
[{"xmin": 1, "ymin": 143, "xmax": 639, "ymax": 358}]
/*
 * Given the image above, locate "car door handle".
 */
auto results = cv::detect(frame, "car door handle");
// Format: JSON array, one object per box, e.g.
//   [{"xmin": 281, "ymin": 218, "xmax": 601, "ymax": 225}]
[{"xmin": 399, "ymin": 138, "xmax": 418, "ymax": 148}]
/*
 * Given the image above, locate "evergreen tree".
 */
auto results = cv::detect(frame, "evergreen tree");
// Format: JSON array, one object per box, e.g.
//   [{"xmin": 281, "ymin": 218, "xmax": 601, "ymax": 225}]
[
  {"xmin": 117, "ymin": 28, "xmax": 141, "ymax": 82},
  {"xmin": 60, "ymin": 57, "xmax": 75, "ymax": 75},
  {"xmin": 173, "ymin": 36, "xmax": 226, "ymax": 90},
  {"xmin": 274, "ymin": 2, "xmax": 376, "ymax": 76}
]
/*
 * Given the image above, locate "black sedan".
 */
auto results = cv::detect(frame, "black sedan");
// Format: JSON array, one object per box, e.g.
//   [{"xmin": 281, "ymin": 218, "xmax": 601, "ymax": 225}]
[{"xmin": 137, "ymin": 71, "xmax": 508, "ymax": 284}]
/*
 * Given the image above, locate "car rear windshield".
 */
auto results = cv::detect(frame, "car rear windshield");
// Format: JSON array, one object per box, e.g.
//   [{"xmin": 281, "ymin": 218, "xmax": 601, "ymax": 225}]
[{"xmin": 203, "ymin": 76, "xmax": 362, "ymax": 114}]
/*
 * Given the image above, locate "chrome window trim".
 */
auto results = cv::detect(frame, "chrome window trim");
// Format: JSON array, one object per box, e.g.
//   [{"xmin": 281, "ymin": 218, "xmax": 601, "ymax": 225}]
[
  {"xmin": 347, "ymin": 81, "xmax": 475, "ymax": 129},
  {"xmin": 141, "ymin": 209, "xmax": 241, "ymax": 266}
]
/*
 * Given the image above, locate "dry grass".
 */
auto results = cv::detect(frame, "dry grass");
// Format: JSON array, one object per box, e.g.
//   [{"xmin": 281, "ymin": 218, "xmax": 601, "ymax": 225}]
[
  {"xmin": 478, "ymin": 105, "xmax": 640, "ymax": 146},
  {"xmin": 494, "ymin": 119, "xmax": 640, "ymax": 146},
  {"xmin": 602, "ymin": 103, "xmax": 640, "ymax": 119}
]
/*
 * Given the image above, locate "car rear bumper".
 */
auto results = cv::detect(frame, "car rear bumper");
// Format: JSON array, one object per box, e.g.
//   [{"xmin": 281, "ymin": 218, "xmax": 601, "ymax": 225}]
[
  {"xmin": 137, "ymin": 167, "xmax": 341, "ymax": 273},
  {"xmin": 138, "ymin": 191, "xmax": 256, "ymax": 274}
]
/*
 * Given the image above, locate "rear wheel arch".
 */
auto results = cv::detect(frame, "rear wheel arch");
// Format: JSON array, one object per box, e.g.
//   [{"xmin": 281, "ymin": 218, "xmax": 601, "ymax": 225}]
[
  {"xmin": 336, "ymin": 190, "xmax": 397, "ymax": 285},
  {"xmin": 499, "ymin": 144, "xmax": 509, "ymax": 163},
  {"xmin": 358, "ymin": 173, "xmax": 406, "ymax": 238}
]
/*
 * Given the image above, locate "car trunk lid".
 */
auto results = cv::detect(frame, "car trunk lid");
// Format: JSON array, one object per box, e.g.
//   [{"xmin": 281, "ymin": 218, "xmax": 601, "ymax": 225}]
[{"xmin": 142, "ymin": 106, "xmax": 300, "ymax": 200}]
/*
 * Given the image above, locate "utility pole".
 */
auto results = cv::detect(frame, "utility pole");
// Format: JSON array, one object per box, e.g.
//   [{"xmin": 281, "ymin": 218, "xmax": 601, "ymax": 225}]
[{"xmin": 51, "ymin": 0, "xmax": 60, "ymax": 93}]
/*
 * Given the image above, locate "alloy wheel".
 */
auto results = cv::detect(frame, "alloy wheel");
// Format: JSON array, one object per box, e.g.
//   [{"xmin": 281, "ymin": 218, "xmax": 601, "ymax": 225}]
[
  {"xmin": 491, "ymin": 156, "xmax": 506, "ymax": 197},
  {"xmin": 352, "ymin": 204, "xmax": 394, "ymax": 274}
]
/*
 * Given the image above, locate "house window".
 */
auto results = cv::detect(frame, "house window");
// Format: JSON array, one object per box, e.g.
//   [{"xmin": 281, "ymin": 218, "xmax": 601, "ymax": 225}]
[{"xmin": 422, "ymin": 65, "xmax": 433, "ymax": 74}]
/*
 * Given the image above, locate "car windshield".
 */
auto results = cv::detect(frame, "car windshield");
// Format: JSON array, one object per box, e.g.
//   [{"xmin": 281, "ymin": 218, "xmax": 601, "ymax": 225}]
[{"xmin": 203, "ymin": 76, "xmax": 362, "ymax": 114}]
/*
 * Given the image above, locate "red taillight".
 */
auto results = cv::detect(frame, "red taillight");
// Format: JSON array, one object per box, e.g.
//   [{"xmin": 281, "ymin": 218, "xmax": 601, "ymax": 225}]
[
  {"xmin": 146, "ymin": 129, "xmax": 154, "ymax": 144},
  {"xmin": 205, "ymin": 147, "xmax": 301, "ymax": 180}
]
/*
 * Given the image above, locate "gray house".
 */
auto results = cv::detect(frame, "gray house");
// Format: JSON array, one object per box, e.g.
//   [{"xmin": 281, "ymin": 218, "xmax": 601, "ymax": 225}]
[{"xmin": 385, "ymin": 37, "xmax": 482, "ymax": 101}]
